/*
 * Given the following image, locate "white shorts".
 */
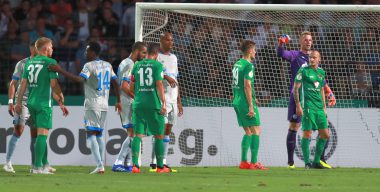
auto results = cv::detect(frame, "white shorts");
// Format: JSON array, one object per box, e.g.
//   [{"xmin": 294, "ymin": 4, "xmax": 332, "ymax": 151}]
[
  {"xmin": 13, "ymin": 104, "xmax": 33, "ymax": 127},
  {"xmin": 84, "ymin": 110, "xmax": 107, "ymax": 133},
  {"xmin": 120, "ymin": 96, "xmax": 133, "ymax": 129},
  {"xmin": 165, "ymin": 103, "xmax": 178, "ymax": 125}
]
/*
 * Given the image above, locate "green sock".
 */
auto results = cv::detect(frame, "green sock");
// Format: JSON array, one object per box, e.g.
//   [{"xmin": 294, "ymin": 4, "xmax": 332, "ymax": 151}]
[
  {"xmin": 131, "ymin": 136, "xmax": 141, "ymax": 167},
  {"xmin": 241, "ymin": 134, "xmax": 251, "ymax": 162},
  {"xmin": 313, "ymin": 138, "xmax": 327, "ymax": 164},
  {"xmin": 34, "ymin": 135, "xmax": 47, "ymax": 168},
  {"xmin": 250, "ymin": 134, "xmax": 260, "ymax": 164},
  {"xmin": 155, "ymin": 138, "xmax": 164, "ymax": 168},
  {"xmin": 301, "ymin": 138, "xmax": 311, "ymax": 164},
  {"xmin": 42, "ymin": 145, "xmax": 48, "ymax": 166}
]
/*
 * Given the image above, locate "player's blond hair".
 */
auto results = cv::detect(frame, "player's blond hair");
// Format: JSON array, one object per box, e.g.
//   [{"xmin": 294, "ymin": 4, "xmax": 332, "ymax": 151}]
[
  {"xmin": 35, "ymin": 37, "xmax": 52, "ymax": 52},
  {"xmin": 299, "ymin": 31, "xmax": 312, "ymax": 41}
]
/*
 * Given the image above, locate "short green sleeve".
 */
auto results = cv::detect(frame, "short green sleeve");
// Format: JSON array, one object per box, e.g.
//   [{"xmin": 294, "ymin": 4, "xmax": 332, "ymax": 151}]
[
  {"xmin": 294, "ymin": 68, "xmax": 304, "ymax": 83},
  {"xmin": 244, "ymin": 63, "xmax": 253, "ymax": 80},
  {"xmin": 155, "ymin": 62, "xmax": 164, "ymax": 81}
]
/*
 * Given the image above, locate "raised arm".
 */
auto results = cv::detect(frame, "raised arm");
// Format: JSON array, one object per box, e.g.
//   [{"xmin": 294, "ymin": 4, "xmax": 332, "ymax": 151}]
[{"xmin": 244, "ymin": 79, "xmax": 254, "ymax": 118}]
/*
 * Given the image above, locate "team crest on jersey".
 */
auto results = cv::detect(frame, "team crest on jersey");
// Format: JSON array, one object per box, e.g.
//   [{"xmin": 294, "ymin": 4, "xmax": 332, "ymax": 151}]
[
  {"xmin": 249, "ymin": 71, "xmax": 253, "ymax": 78},
  {"xmin": 296, "ymin": 73, "xmax": 302, "ymax": 80},
  {"xmin": 82, "ymin": 67, "xmax": 89, "ymax": 73},
  {"xmin": 314, "ymin": 81, "xmax": 319, "ymax": 88},
  {"xmin": 318, "ymin": 74, "xmax": 323, "ymax": 79}
]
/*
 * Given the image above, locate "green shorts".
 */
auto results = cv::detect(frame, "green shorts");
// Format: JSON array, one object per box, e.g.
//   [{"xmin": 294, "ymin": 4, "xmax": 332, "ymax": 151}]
[
  {"xmin": 233, "ymin": 105, "xmax": 260, "ymax": 127},
  {"xmin": 28, "ymin": 106, "xmax": 53, "ymax": 129},
  {"xmin": 301, "ymin": 108, "xmax": 328, "ymax": 131},
  {"xmin": 132, "ymin": 108, "xmax": 165, "ymax": 136}
]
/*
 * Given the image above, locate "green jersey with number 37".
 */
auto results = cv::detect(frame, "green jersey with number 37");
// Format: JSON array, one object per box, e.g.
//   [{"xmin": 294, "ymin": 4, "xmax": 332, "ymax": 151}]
[
  {"xmin": 232, "ymin": 58, "xmax": 256, "ymax": 106},
  {"xmin": 131, "ymin": 58, "xmax": 164, "ymax": 110},
  {"xmin": 22, "ymin": 55, "xmax": 58, "ymax": 109}
]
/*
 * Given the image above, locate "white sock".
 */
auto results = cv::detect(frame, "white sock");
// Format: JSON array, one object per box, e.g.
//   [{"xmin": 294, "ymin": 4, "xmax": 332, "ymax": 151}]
[
  {"xmin": 125, "ymin": 137, "xmax": 133, "ymax": 166},
  {"xmin": 114, "ymin": 136, "xmax": 130, "ymax": 165},
  {"xmin": 96, "ymin": 136, "xmax": 105, "ymax": 164},
  {"xmin": 88, "ymin": 135, "xmax": 102, "ymax": 168},
  {"xmin": 6, "ymin": 134, "xmax": 20, "ymax": 163},
  {"xmin": 163, "ymin": 135, "xmax": 170, "ymax": 165},
  {"xmin": 151, "ymin": 137, "xmax": 156, "ymax": 164}
]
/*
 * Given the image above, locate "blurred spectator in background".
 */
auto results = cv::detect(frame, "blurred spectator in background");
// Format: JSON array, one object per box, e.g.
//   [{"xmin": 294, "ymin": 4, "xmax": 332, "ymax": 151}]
[
  {"xmin": 29, "ymin": 16, "xmax": 55, "ymax": 43},
  {"xmin": 122, "ymin": 0, "xmax": 144, "ymax": 40},
  {"xmin": 97, "ymin": 7, "xmax": 119, "ymax": 38},
  {"xmin": 351, "ymin": 62, "xmax": 373, "ymax": 96},
  {"xmin": 49, "ymin": 0, "xmax": 72, "ymax": 28},
  {"xmin": 72, "ymin": 0, "xmax": 94, "ymax": 42},
  {"xmin": 13, "ymin": 0, "xmax": 31, "ymax": 23},
  {"xmin": 10, "ymin": 31, "xmax": 30, "ymax": 62},
  {"xmin": 1, "ymin": 1, "xmax": 18, "ymax": 38}
]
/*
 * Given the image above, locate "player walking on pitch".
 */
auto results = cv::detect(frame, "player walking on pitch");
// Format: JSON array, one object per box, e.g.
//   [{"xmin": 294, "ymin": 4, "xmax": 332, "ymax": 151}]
[{"xmin": 233, "ymin": 40, "xmax": 268, "ymax": 170}]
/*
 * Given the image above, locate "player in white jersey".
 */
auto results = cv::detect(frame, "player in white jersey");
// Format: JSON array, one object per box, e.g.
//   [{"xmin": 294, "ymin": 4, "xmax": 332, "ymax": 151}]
[
  {"xmin": 3, "ymin": 42, "xmax": 63, "ymax": 173},
  {"xmin": 150, "ymin": 32, "xmax": 183, "ymax": 172},
  {"xmin": 49, "ymin": 42, "xmax": 121, "ymax": 174},
  {"xmin": 112, "ymin": 42, "xmax": 147, "ymax": 172}
]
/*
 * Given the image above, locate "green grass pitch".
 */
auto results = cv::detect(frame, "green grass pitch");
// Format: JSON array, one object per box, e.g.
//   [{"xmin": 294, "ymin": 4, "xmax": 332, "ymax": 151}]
[{"xmin": 1, "ymin": 166, "xmax": 379, "ymax": 192}]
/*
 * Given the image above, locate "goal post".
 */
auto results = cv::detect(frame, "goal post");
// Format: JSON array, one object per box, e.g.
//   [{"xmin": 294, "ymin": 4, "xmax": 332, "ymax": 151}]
[{"xmin": 135, "ymin": 3, "xmax": 380, "ymax": 167}]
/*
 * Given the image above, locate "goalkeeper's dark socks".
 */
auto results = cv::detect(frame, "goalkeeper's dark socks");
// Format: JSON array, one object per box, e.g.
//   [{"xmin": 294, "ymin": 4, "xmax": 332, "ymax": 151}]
[{"xmin": 286, "ymin": 129, "xmax": 297, "ymax": 165}]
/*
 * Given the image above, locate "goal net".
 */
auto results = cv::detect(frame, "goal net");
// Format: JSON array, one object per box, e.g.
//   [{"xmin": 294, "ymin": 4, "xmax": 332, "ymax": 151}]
[{"xmin": 136, "ymin": 3, "xmax": 380, "ymax": 167}]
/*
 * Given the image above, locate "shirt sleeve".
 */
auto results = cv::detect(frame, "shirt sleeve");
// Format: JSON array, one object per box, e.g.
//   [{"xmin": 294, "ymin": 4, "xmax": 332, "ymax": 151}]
[
  {"xmin": 80, "ymin": 64, "xmax": 91, "ymax": 79},
  {"xmin": 48, "ymin": 59, "xmax": 59, "ymax": 79},
  {"xmin": 155, "ymin": 62, "xmax": 164, "ymax": 81},
  {"xmin": 21, "ymin": 63, "xmax": 29, "ymax": 79},
  {"xmin": 277, "ymin": 46, "xmax": 296, "ymax": 61},
  {"xmin": 111, "ymin": 66, "xmax": 117, "ymax": 80},
  {"xmin": 294, "ymin": 68, "xmax": 304, "ymax": 84},
  {"xmin": 12, "ymin": 62, "xmax": 22, "ymax": 80},
  {"xmin": 244, "ymin": 64, "xmax": 253, "ymax": 81}
]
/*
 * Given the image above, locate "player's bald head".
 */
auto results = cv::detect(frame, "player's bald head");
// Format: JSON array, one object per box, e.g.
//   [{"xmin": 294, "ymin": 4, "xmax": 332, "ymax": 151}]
[{"xmin": 310, "ymin": 50, "xmax": 320, "ymax": 58}]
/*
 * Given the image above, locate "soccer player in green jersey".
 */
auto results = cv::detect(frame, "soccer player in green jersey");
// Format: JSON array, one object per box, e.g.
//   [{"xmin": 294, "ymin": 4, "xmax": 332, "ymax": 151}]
[
  {"xmin": 15, "ymin": 37, "xmax": 68, "ymax": 174},
  {"xmin": 293, "ymin": 50, "xmax": 330, "ymax": 169},
  {"xmin": 129, "ymin": 43, "xmax": 167, "ymax": 173},
  {"xmin": 233, "ymin": 40, "xmax": 268, "ymax": 170}
]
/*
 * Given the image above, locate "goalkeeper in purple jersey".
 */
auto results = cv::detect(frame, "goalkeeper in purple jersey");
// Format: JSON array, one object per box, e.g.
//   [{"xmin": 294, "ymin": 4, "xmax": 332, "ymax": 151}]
[{"xmin": 277, "ymin": 31, "xmax": 335, "ymax": 169}]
